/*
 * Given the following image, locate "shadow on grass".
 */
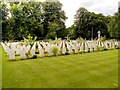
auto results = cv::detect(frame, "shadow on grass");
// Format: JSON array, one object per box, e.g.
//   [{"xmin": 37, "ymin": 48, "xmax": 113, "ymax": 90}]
[{"xmin": 7, "ymin": 48, "xmax": 119, "ymax": 62}]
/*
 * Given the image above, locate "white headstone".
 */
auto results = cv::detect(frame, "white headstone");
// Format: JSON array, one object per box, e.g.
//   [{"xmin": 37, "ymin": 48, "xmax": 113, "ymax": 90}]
[
  {"xmin": 62, "ymin": 41, "xmax": 66, "ymax": 54},
  {"xmin": 30, "ymin": 48, "xmax": 35, "ymax": 57},
  {"xmin": 19, "ymin": 46, "xmax": 27, "ymax": 59},
  {"xmin": 7, "ymin": 49, "xmax": 15, "ymax": 60},
  {"xmin": 39, "ymin": 48, "xmax": 44, "ymax": 57},
  {"xmin": 80, "ymin": 42, "xmax": 84, "ymax": 52},
  {"xmin": 85, "ymin": 42, "xmax": 88, "ymax": 52}
]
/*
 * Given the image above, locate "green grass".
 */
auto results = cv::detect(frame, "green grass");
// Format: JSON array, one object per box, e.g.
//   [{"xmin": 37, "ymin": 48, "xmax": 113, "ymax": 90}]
[{"xmin": 1, "ymin": 46, "xmax": 118, "ymax": 88}]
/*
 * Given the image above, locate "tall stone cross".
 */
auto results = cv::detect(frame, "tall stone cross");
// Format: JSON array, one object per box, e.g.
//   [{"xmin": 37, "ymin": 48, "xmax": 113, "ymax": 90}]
[{"xmin": 97, "ymin": 31, "xmax": 101, "ymax": 41}]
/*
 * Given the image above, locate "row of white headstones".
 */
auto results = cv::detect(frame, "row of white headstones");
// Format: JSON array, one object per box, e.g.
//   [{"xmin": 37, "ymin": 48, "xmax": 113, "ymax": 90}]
[{"xmin": 1, "ymin": 40, "xmax": 120, "ymax": 60}]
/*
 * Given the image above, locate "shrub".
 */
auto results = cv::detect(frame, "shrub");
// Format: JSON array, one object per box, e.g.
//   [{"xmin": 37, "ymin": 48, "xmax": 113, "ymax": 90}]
[
  {"xmin": 115, "ymin": 46, "xmax": 120, "ymax": 49},
  {"xmin": 23, "ymin": 34, "xmax": 37, "ymax": 46},
  {"xmin": 52, "ymin": 46, "xmax": 58, "ymax": 56},
  {"xmin": 116, "ymin": 47, "xmax": 120, "ymax": 49},
  {"xmin": 67, "ymin": 36, "xmax": 70, "ymax": 42},
  {"xmin": 32, "ymin": 55, "xmax": 37, "ymax": 59},
  {"xmin": 65, "ymin": 52, "xmax": 70, "ymax": 55},
  {"xmin": 54, "ymin": 37, "xmax": 61, "ymax": 44},
  {"xmin": 19, "ymin": 41, "xmax": 24, "ymax": 46},
  {"xmin": 76, "ymin": 37, "xmax": 85, "ymax": 43},
  {"xmin": 100, "ymin": 35, "xmax": 106, "ymax": 42},
  {"xmin": 47, "ymin": 39, "xmax": 53, "ymax": 43},
  {"xmin": 98, "ymin": 46, "xmax": 104, "ymax": 51}
]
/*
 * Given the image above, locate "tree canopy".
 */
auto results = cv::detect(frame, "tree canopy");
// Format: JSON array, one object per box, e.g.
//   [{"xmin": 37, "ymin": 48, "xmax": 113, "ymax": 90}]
[
  {"xmin": 42, "ymin": 1, "xmax": 67, "ymax": 39},
  {"xmin": 73, "ymin": 7, "xmax": 109, "ymax": 40},
  {"xmin": 1, "ymin": 1, "xmax": 67, "ymax": 41},
  {"xmin": 1, "ymin": 1, "xmax": 119, "ymax": 41}
]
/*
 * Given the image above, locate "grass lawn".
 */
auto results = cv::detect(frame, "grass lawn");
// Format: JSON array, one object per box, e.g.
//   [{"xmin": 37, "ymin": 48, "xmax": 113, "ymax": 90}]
[{"xmin": 1, "ymin": 46, "xmax": 118, "ymax": 88}]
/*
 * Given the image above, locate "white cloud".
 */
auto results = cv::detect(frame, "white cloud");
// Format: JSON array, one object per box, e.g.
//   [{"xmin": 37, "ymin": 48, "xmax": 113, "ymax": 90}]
[
  {"xmin": 40, "ymin": 0, "xmax": 119, "ymax": 27},
  {"xmin": 59, "ymin": 0, "xmax": 119, "ymax": 27}
]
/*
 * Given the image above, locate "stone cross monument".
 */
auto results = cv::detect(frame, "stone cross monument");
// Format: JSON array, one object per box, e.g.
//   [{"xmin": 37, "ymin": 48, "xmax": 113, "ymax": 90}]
[{"xmin": 97, "ymin": 31, "xmax": 101, "ymax": 41}]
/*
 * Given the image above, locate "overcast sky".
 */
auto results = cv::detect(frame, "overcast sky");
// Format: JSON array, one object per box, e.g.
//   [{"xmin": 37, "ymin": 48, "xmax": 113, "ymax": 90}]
[{"xmin": 58, "ymin": 0, "xmax": 119, "ymax": 28}]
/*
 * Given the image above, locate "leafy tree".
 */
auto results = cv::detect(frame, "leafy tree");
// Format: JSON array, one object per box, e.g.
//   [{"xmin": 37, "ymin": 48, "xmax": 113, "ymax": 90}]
[
  {"xmin": 74, "ymin": 7, "xmax": 89, "ymax": 39},
  {"xmin": 2, "ymin": 1, "xmax": 67, "ymax": 41},
  {"xmin": 67, "ymin": 25, "xmax": 75, "ymax": 39},
  {"xmin": 107, "ymin": 15, "xmax": 118, "ymax": 39},
  {"xmin": 9, "ymin": 2, "xmax": 43, "ymax": 40},
  {"xmin": 46, "ymin": 22, "xmax": 58, "ymax": 39},
  {"xmin": 118, "ymin": 5, "xmax": 120, "ymax": 40},
  {"xmin": 74, "ymin": 7, "xmax": 109, "ymax": 40},
  {"xmin": 1, "ymin": 1, "xmax": 44, "ymax": 41},
  {"xmin": 107, "ymin": 7, "xmax": 120, "ymax": 40},
  {"xmin": 42, "ymin": 1, "xmax": 67, "ymax": 39},
  {"xmin": 0, "ymin": 2, "xmax": 11, "ymax": 41}
]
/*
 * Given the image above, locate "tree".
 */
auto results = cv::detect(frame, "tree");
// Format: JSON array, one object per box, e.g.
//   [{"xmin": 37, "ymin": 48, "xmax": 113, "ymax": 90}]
[
  {"xmin": 67, "ymin": 25, "xmax": 75, "ymax": 39},
  {"xmin": 74, "ymin": 7, "xmax": 109, "ymax": 40},
  {"xmin": 107, "ymin": 7, "xmax": 120, "ymax": 40},
  {"xmin": 107, "ymin": 15, "xmax": 118, "ymax": 39},
  {"xmin": 118, "ymin": 4, "xmax": 120, "ymax": 40},
  {"xmin": 9, "ymin": 2, "xmax": 43, "ymax": 40},
  {"xmin": 45, "ymin": 22, "xmax": 58, "ymax": 39},
  {"xmin": 74, "ymin": 7, "xmax": 89, "ymax": 39},
  {"xmin": 0, "ymin": 2, "xmax": 11, "ymax": 41},
  {"xmin": 2, "ymin": 1, "xmax": 67, "ymax": 41},
  {"xmin": 42, "ymin": 0, "xmax": 67, "ymax": 39}
]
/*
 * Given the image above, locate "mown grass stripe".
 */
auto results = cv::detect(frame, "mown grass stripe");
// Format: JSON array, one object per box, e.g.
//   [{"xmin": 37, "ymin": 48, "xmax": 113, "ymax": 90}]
[{"xmin": 1, "ymin": 46, "xmax": 118, "ymax": 88}]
